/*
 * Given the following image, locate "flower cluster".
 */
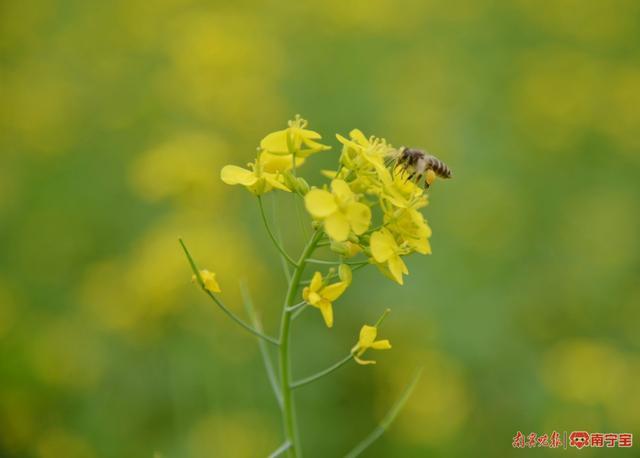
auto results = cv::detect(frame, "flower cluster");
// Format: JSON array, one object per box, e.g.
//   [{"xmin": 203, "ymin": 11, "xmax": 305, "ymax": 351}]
[
  {"xmin": 311, "ymin": 128, "xmax": 434, "ymax": 286},
  {"xmin": 185, "ymin": 116, "xmax": 448, "ymax": 457},
  {"xmin": 219, "ymin": 116, "xmax": 442, "ymax": 330}
]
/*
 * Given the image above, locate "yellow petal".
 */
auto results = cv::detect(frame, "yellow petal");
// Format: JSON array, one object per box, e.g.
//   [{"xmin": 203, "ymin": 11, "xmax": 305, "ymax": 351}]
[
  {"xmin": 321, "ymin": 169, "xmax": 338, "ymax": 179},
  {"xmin": 388, "ymin": 255, "xmax": 406, "ymax": 285},
  {"xmin": 302, "ymin": 138, "xmax": 329, "ymax": 150},
  {"xmin": 199, "ymin": 270, "xmax": 221, "ymax": 293},
  {"xmin": 309, "ymin": 271, "xmax": 323, "ymax": 292},
  {"xmin": 373, "ymin": 261, "xmax": 398, "ymax": 284},
  {"xmin": 358, "ymin": 325, "xmax": 378, "ymax": 347},
  {"xmin": 410, "ymin": 237, "xmax": 432, "ymax": 255},
  {"xmin": 346, "ymin": 202, "xmax": 371, "ymax": 235},
  {"xmin": 307, "ymin": 291, "xmax": 322, "ymax": 306},
  {"xmin": 318, "ymin": 301, "xmax": 334, "ymax": 328},
  {"xmin": 354, "ymin": 355, "xmax": 376, "ymax": 365},
  {"xmin": 260, "ymin": 129, "xmax": 290, "ymax": 154},
  {"xmin": 331, "ymin": 179, "xmax": 353, "ymax": 202},
  {"xmin": 220, "ymin": 165, "xmax": 258, "ymax": 186},
  {"xmin": 299, "ymin": 128, "xmax": 322, "ymax": 140},
  {"xmin": 370, "ymin": 231, "xmax": 394, "ymax": 263},
  {"xmin": 320, "ymin": 281, "xmax": 348, "ymax": 301},
  {"xmin": 371, "ymin": 339, "xmax": 391, "ymax": 350},
  {"xmin": 400, "ymin": 256, "xmax": 409, "ymax": 274},
  {"xmin": 302, "ymin": 286, "xmax": 311, "ymax": 302},
  {"xmin": 305, "ymin": 189, "xmax": 337, "ymax": 218},
  {"xmin": 324, "ymin": 212, "xmax": 350, "ymax": 241},
  {"xmin": 263, "ymin": 173, "xmax": 291, "ymax": 192},
  {"xmin": 336, "ymin": 133, "xmax": 358, "ymax": 148},
  {"xmin": 261, "ymin": 152, "xmax": 304, "ymax": 173},
  {"xmin": 349, "ymin": 129, "xmax": 368, "ymax": 146}
]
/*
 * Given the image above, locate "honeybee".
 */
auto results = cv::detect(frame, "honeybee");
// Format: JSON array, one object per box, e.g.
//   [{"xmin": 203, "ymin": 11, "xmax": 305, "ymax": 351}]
[{"xmin": 389, "ymin": 147, "xmax": 452, "ymax": 188}]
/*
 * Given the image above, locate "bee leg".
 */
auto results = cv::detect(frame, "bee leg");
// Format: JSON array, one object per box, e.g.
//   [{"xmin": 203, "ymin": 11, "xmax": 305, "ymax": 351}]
[{"xmin": 388, "ymin": 156, "xmax": 401, "ymax": 175}]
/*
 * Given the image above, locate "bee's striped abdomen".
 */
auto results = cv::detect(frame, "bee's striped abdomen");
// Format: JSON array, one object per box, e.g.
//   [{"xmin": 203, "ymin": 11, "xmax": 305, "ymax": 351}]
[{"xmin": 425, "ymin": 155, "xmax": 452, "ymax": 179}]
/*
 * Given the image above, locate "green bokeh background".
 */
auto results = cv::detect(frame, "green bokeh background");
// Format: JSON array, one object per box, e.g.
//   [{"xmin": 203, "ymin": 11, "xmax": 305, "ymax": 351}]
[{"xmin": 1, "ymin": 1, "xmax": 639, "ymax": 457}]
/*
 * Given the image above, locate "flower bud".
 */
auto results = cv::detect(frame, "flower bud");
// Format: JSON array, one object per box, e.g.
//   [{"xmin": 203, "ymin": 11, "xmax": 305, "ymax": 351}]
[
  {"xmin": 339, "ymin": 264, "xmax": 352, "ymax": 285},
  {"xmin": 282, "ymin": 171, "xmax": 299, "ymax": 192},
  {"xmin": 296, "ymin": 177, "xmax": 310, "ymax": 195},
  {"xmin": 330, "ymin": 241, "xmax": 348, "ymax": 255},
  {"xmin": 344, "ymin": 241, "xmax": 362, "ymax": 258}
]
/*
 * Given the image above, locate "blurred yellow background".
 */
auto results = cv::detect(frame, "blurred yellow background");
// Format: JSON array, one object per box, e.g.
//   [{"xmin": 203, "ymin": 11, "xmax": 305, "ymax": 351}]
[{"xmin": 1, "ymin": 0, "xmax": 639, "ymax": 457}]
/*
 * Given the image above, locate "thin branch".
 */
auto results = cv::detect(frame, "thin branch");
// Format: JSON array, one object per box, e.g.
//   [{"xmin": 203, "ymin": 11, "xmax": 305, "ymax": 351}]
[
  {"xmin": 179, "ymin": 238, "xmax": 279, "ymax": 346},
  {"xmin": 352, "ymin": 263, "xmax": 369, "ymax": 272},
  {"xmin": 268, "ymin": 441, "xmax": 292, "ymax": 458},
  {"xmin": 291, "ymin": 303, "xmax": 309, "ymax": 320},
  {"xmin": 285, "ymin": 300, "xmax": 306, "ymax": 313},
  {"xmin": 291, "ymin": 354, "xmax": 353, "ymax": 389},
  {"xmin": 344, "ymin": 368, "xmax": 424, "ymax": 458},
  {"xmin": 307, "ymin": 258, "xmax": 369, "ymax": 266},
  {"xmin": 258, "ymin": 196, "xmax": 298, "ymax": 267},
  {"xmin": 271, "ymin": 196, "xmax": 291, "ymax": 282},
  {"xmin": 239, "ymin": 280, "xmax": 283, "ymax": 408},
  {"xmin": 306, "ymin": 258, "xmax": 341, "ymax": 265}
]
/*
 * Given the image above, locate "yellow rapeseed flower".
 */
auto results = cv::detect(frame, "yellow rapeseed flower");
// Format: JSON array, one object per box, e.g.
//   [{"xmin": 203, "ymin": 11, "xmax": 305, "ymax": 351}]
[
  {"xmin": 370, "ymin": 228, "xmax": 409, "ymax": 285},
  {"xmin": 334, "ymin": 129, "xmax": 394, "ymax": 195},
  {"xmin": 220, "ymin": 151, "xmax": 294, "ymax": 195},
  {"xmin": 191, "ymin": 269, "xmax": 221, "ymax": 293},
  {"xmin": 304, "ymin": 179, "xmax": 371, "ymax": 242},
  {"xmin": 260, "ymin": 115, "xmax": 330, "ymax": 158},
  {"xmin": 336, "ymin": 129, "xmax": 389, "ymax": 170},
  {"xmin": 351, "ymin": 310, "xmax": 392, "ymax": 365},
  {"xmin": 302, "ymin": 271, "xmax": 348, "ymax": 328},
  {"xmin": 376, "ymin": 163, "xmax": 426, "ymax": 209},
  {"xmin": 385, "ymin": 208, "xmax": 432, "ymax": 255}
]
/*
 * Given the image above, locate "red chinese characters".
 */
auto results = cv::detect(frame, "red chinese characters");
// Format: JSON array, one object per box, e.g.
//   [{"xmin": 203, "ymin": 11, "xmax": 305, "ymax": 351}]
[
  {"xmin": 604, "ymin": 433, "xmax": 618, "ymax": 447},
  {"xmin": 513, "ymin": 431, "xmax": 632, "ymax": 449},
  {"xmin": 512, "ymin": 431, "xmax": 525, "ymax": 448},
  {"xmin": 619, "ymin": 433, "xmax": 633, "ymax": 448},
  {"xmin": 590, "ymin": 433, "xmax": 604, "ymax": 447},
  {"xmin": 549, "ymin": 430, "xmax": 564, "ymax": 448}
]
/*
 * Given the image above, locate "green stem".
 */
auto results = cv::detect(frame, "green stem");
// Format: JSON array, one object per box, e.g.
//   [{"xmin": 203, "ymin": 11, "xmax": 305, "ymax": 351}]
[
  {"xmin": 344, "ymin": 368, "xmax": 424, "ymax": 458},
  {"xmin": 279, "ymin": 229, "xmax": 323, "ymax": 457},
  {"xmin": 258, "ymin": 196, "xmax": 298, "ymax": 267},
  {"xmin": 179, "ymin": 238, "xmax": 279, "ymax": 346},
  {"xmin": 291, "ymin": 354, "xmax": 353, "ymax": 389},
  {"xmin": 269, "ymin": 441, "xmax": 292, "ymax": 458}
]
